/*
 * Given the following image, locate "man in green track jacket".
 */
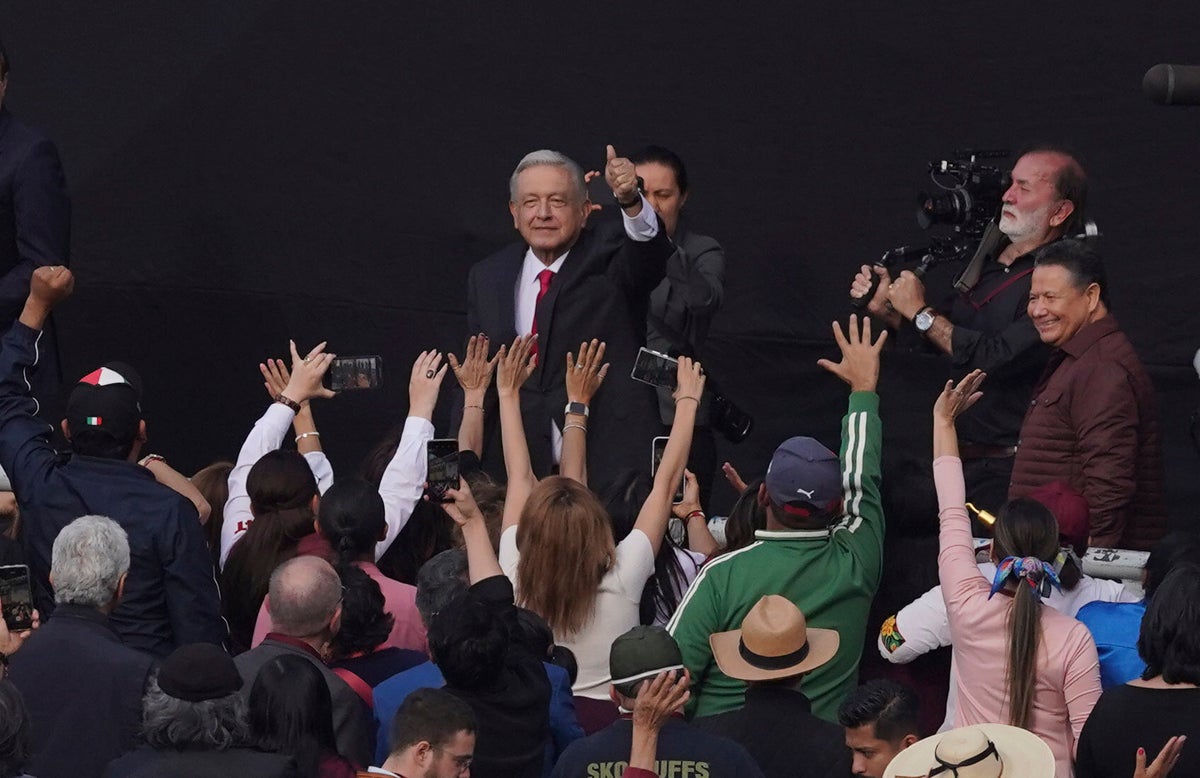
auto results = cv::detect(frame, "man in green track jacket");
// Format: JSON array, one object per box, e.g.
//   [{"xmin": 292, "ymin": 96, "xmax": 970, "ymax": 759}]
[{"xmin": 668, "ymin": 315, "xmax": 886, "ymax": 722}]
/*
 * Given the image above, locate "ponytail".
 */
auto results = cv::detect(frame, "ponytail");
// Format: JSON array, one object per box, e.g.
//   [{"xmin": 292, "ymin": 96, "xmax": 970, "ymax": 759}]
[
  {"xmin": 316, "ymin": 479, "xmax": 386, "ymax": 566},
  {"xmin": 991, "ymin": 498, "xmax": 1061, "ymax": 729}
]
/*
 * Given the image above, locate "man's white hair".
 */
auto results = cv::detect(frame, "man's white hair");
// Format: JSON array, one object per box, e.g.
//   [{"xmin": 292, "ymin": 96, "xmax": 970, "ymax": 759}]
[
  {"xmin": 509, "ymin": 149, "xmax": 587, "ymax": 203},
  {"xmin": 51, "ymin": 515, "xmax": 130, "ymax": 607}
]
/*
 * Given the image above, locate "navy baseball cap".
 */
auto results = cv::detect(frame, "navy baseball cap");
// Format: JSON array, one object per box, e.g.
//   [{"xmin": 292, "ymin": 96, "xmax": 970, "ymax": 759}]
[{"xmin": 765, "ymin": 436, "xmax": 841, "ymax": 511}]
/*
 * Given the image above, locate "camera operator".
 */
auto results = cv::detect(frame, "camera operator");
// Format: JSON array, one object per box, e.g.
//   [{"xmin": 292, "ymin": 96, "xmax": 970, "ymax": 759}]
[{"xmin": 851, "ymin": 145, "xmax": 1088, "ymax": 513}]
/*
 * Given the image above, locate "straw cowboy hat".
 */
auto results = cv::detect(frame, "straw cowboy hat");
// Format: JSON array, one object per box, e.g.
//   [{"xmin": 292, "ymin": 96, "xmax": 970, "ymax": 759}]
[
  {"xmin": 883, "ymin": 723, "xmax": 1054, "ymax": 778},
  {"xmin": 709, "ymin": 595, "xmax": 839, "ymax": 682}
]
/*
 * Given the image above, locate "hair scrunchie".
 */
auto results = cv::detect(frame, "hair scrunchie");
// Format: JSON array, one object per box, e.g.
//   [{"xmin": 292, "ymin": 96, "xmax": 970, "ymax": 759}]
[{"xmin": 988, "ymin": 555, "xmax": 1062, "ymax": 601}]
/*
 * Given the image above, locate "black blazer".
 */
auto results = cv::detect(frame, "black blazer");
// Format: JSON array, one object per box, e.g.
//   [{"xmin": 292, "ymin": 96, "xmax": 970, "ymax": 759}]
[
  {"xmin": 464, "ymin": 219, "xmax": 672, "ymax": 492},
  {"xmin": 0, "ymin": 106, "xmax": 70, "ymax": 399},
  {"xmin": 8, "ymin": 605, "xmax": 155, "ymax": 778}
]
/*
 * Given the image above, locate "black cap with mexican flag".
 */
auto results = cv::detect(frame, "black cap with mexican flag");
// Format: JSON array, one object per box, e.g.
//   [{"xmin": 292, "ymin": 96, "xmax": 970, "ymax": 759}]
[{"xmin": 65, "ymin": 362, "xmax": 143, "ymax": 444}]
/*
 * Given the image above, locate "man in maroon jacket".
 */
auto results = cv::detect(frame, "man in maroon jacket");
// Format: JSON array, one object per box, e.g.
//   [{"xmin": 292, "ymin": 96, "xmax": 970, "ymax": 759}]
[{"xmin": 1009, "ymin": 239, "xmax": 1167, "ymax": 550}]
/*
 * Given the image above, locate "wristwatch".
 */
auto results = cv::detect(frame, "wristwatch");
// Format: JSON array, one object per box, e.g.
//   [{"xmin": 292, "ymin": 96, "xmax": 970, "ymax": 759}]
[
  {"xmin": 914, "ymin": 306, "xmax": 937, "ymax": 333},
  {"xmin": 564, "ymin": 401, "xmax": 589, "ymax": 418}
]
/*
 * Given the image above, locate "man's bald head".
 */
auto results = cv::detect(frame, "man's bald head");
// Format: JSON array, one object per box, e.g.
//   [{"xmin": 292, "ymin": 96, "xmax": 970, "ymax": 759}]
[{"xmin": 267, "ymin": 555, "xmax": 342, "ymax": 638}]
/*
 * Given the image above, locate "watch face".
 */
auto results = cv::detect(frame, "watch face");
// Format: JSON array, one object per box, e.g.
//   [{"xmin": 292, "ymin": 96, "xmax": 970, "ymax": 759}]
[{"xmin": 915, "ymin": 310, "xmax": 935, "ymax": 331}]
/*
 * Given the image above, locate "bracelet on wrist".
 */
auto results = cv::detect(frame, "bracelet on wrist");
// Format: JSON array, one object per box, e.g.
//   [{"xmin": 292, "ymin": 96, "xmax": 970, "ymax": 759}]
[
  {"xmin": 686, "ymin": 510, "xmax": 706, "ymax": 522},
  {"xmin": 464, "ymin": 404, "xmax": 484, "ymax": 412},
  {"xmin": 675, "ymin": 396, "xmax": 700, "ymax": 404},
  {"xmin": 563, "ymin": 422, "xmax": 588, "ymax": 434},
  {"xmin": 139, "ymin": 454, "xmax": 166, "ymax": 468},
  {"xmin": 295, "ymin": 431, "xmax": 321, "ymax": 443},
  {"xmin": 616, "ymin": 194, "xmax": 640, "ymax": 209},
  {"xmin": 275, "ymin": 394, "xmax": 302, "ymax": 413}
]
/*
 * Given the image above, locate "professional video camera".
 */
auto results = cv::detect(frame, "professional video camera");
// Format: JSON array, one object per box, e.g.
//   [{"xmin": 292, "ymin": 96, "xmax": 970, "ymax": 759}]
[{"xmin": 852, "ymin": 150, "xmax": 1011, "ymax": 307}]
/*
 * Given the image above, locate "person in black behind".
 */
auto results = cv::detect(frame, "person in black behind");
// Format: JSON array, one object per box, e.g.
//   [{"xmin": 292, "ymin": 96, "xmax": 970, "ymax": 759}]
[
  {"xmin": 0, "ymin": 38, "xmax": 70, "ymax": 406},
  {"xmin": 435, "ymin": 479, "xmax": 550, "ymax": 778},
  {"xmin": 693, "ymin": 596, "xmax": 850, "ymax": 776}
]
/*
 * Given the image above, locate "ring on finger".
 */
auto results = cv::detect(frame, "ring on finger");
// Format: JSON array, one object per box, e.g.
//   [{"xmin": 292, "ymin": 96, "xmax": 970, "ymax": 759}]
[
  {"xmin": 425, "ymin": 370, "xmax": 435, "ymax": 379},
  {"xmin": 575, "ymin": 363, "xmax": 585, "ymax": 370}
]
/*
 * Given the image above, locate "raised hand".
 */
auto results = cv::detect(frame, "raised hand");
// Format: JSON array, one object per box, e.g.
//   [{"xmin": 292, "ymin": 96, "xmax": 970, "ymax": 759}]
[
  {"xmin": 496, "ymin": 335, "xmax": 537, "ymax": 398},
  {"xmin": 409, "ymin": 350, "xmax": 449, "ymax": 420},
  {"xmin": 29, "ymin": 265, "xmax": 75, "ymax": 310},
  {"xmin": 816, "ymin": 314, "xmax": 887, "ymax": 393},
  {"xmin": 933, "ymin": 369, "xmax": 986, "ymax": 425},
  {"xmin": 671, "ymin": 470, "xmax": 703, "ymax": 519},
  {"xmin": 672, "ymin": 356, "xmax": 706, "ymax": 406},
  {"xmin": 582, "ymin": 170, "xmax": 604, "ymax": 217},
  {"xmin": 280, "ymin": 340, "xmax": 337, "ymax": 404},
  {"xmin": 566, "ymin": 339, "xmax": 609, "ymax": 405},
  {"xmin": 721, "ymin": 461, "xmax": 749, "ymax": 494},
  {"xmin": 260, "ymin": 358, "xmax": 295, "ymax": 403},
  {"xmin": 605, "ymin": 145, "xmax": 640, "ymax": 205},
  {"xmin": 442, "ymin": 478, "xmax": 484, "ymax": 527},
  {"xmin": 449, "ymin": 334, "xmax": 499, "ymax": 398}
]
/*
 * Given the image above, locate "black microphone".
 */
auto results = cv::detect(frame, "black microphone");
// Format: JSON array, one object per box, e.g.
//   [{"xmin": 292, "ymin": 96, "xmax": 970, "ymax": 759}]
[{"xmin": 1143, "ymin": 64, "xmax": 1200, "ymax": 105}]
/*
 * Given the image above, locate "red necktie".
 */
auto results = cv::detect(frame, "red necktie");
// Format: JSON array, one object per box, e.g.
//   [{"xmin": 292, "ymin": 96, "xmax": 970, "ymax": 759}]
[{"xmin": 530, "ymin": 268, "xmax": 554, "ymax": 355}]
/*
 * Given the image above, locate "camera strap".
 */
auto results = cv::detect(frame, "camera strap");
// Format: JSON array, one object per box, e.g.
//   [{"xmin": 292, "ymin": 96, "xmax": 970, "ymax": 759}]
[{"xmin": 952, "ymin": 221, "xmax": 1006, "ymax": 293}]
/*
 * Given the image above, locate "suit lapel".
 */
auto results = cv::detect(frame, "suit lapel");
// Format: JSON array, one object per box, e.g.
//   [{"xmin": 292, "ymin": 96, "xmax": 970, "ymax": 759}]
[{"xmin": 493, "ymin": 244, "xmax": 524, "ymax": 346}]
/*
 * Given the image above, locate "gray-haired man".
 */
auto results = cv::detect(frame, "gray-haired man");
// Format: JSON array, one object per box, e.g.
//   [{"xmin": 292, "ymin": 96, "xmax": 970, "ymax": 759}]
[{"xmin": 9, "ymin": 515, "xmax": 156, "ymax": 778}]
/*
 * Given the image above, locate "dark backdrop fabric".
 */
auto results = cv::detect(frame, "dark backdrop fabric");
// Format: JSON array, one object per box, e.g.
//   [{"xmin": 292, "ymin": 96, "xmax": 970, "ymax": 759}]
[{"xmin": 0, "ymin": 2, "xmax": 1196, "ymax": 523}]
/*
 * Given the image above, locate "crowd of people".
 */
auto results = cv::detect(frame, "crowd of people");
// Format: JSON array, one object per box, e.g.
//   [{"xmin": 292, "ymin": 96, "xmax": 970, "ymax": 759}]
[{"xmin": 0, "ymin": 40, "xmax": 1194, "ymax": 775}]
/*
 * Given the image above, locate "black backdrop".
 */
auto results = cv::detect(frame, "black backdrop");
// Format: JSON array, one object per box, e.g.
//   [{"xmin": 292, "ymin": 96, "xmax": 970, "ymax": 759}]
[{"xmin": 1, "ymin": 2, "xmax": 1197, "ymax": 521}]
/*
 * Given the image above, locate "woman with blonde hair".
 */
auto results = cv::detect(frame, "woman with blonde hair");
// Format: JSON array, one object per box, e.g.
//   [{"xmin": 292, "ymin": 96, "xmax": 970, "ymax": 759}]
[
  {"xmin": 933, "ymin": 369, "xmax": 1101, "ymax": 778},
  {"xmin": 494, "ymin": 336, "xmax": 704, "ymax": 731}
]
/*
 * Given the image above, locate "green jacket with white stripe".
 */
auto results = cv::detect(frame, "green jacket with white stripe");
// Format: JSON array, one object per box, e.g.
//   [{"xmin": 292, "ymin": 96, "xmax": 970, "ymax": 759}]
[{"xmin": 668, "ymin": 391, "xmax": 884, "ymax": 722}]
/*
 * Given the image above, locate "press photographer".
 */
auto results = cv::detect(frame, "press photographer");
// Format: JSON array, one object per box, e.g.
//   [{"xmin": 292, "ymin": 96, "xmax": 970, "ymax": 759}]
[{"xmin": 850, "ymin": 144, "xmax": 1088, "ymax": 514}]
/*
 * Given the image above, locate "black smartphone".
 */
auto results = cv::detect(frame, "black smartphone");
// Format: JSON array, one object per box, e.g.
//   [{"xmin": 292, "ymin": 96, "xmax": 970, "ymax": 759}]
[
  {"xmin": 630, "ymin": 347, "xmax": 677, "ymax": 389},
  {"xmin": 0, "ymin": 565, "xmax": 33, "ymax": 631},
  {"xmin": 327, "ymin": 355, "xmax": 383, "ymax": 392},
  {"xmin": 651, "ymin": 436, "xmax": 685, "ymax": 504},
  {"xmin": 425, "ymin": 438, "xmax": 459, "ymax": 503}
]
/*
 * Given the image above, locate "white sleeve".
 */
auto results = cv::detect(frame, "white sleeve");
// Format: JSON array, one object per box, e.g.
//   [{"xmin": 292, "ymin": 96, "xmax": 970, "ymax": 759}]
[
  {"xmin": 304, "ymin": 450, "xmax": 334, "ymax": 495},
  {"xmin": 220, "ymin": 403, "xmax": 295, "ymax": 569},
  {"xmin": 614, "ymin": 529, "xmax": 657, "ymax": 602},
  {"xmin": 878, "ymin": 583, "xmax": 954, "ymax": 664},
  {"xmin": 620, "ymin": 193, "xmax": 660, "ymax": 242},
  {"xmin": 374, "ymin": 416, "xmax": 435, "ymax": 560},
  {"xmin": 499, "ymin": 526, "xmax": 520, "ymax": 582}
]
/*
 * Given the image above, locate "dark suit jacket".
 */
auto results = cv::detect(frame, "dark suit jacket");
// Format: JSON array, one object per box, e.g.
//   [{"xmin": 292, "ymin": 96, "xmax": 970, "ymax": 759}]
[
  {"xmin": 8, "ymin": 605, "xmax": 155, "ymax": 778},
  {"xmin": 103, "ymin": 747, "xmax": 299, "ymax": 778},
  {"xmin": 235, "ymin": 637, "xmax": 374, "ymax": 766},
  {"xmin": 464, "ymin": 218, "xmax": 671, "ymax": 492},
  {"xmin": 0, "ymin": 107, "xmax": 69, "ymax": 400},
  {"xmin": 692, "ymin": 686, "xmax": 851, "ymax": 778}
]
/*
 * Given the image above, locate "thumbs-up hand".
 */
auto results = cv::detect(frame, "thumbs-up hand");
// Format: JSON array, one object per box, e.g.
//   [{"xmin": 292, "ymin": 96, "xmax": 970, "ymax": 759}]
[{"xmin": 605, "ymin": 144, "xmax": 640, "ymax": 207}]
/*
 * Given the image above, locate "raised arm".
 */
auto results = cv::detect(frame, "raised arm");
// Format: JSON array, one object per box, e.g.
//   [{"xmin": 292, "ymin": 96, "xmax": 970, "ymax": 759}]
[
  {"xmin": 633, "ymin": 357, "xmax": 704, "ymax": 556},
  {"xmin": 497, "ymin": 335, "xmax": 538, "ymax": 532},
  {"xmin": 443, "ymin": 478, "xmax": 503, "ymax": 583},
  {"xmin": 932, "ymin": 370, "xmax": 989, "ymax": 602},
  {"xmin": 449, "ymin": 334, "xmax": 498, "ymax": 458},
  {"xmin": 219, "ymin": 341, "xmax": 335, "ymax": 567},
  {"xmin": 260, "ymin": 356, "xmax": 332, "ymax": 490},
  {"xmin": 560, "ymin": 339, "xmax": 609, "ymax": 486},
  {"xmin": 374, "ymin": 350, "xmax": 446, "ymax": 557}
]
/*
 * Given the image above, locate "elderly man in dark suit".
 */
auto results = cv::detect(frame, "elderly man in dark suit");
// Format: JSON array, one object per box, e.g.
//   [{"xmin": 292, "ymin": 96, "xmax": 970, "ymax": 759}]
[
  {"xmin": 9, "ymin": 515, "xmax": 155, "ymax": 778},
  {"xmin": 0, "ymin": 39, "xmax": 70, "ymax": 404},
  {"xmin": 462, "ymin": 146, "xmax": 671, "ymax": 492}
]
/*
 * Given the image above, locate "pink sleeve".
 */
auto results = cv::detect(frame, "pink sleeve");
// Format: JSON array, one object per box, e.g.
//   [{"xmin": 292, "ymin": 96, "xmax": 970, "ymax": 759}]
[
  {"xmin": 935, "ymin": 455, "xmax": 986, "ymax": 609},
  {"xmin": 1063, "ymin": 624, "xmax": 1103, "ymax": 756}
]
